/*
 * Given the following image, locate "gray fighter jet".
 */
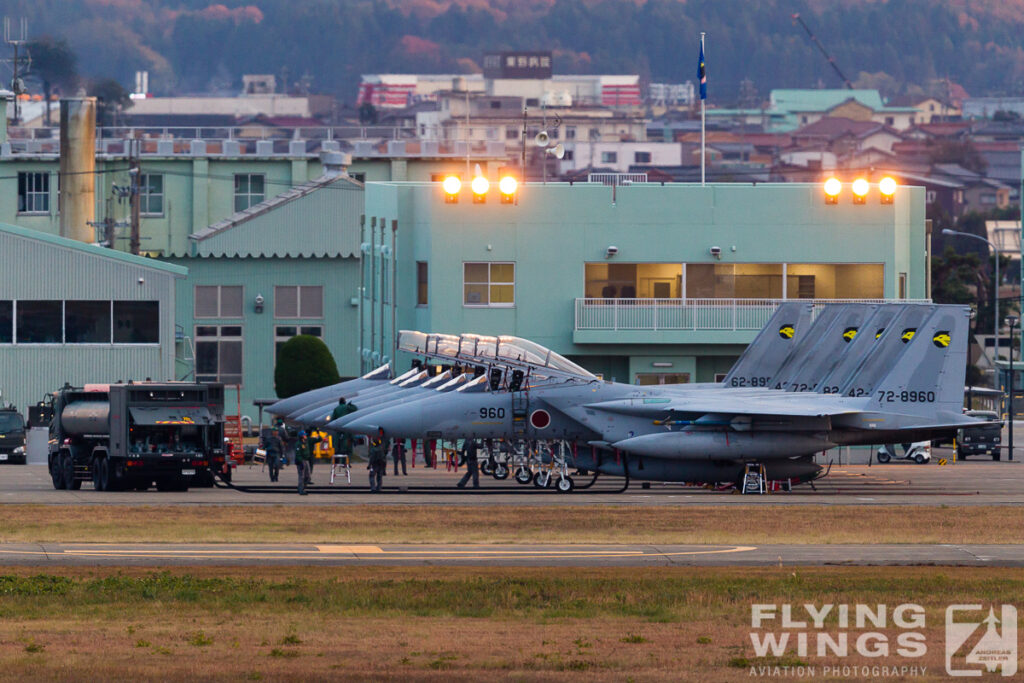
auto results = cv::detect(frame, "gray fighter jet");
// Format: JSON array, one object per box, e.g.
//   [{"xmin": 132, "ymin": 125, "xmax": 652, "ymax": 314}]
[{"xmin": 338, "ymin": 304, "xmax": 981, "ymax": 486}]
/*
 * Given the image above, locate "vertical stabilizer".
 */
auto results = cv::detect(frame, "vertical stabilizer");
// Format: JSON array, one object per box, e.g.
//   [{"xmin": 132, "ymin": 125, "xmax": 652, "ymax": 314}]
[{"xmin": 722, "ymin": 302, "xmax": 812, "ymax": 387}]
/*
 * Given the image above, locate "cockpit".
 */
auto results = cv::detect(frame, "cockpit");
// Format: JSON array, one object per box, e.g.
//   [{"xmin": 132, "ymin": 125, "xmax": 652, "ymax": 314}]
[{"xmin": 397, "ymin": 330, "xmax": 596, "ymax": 382}]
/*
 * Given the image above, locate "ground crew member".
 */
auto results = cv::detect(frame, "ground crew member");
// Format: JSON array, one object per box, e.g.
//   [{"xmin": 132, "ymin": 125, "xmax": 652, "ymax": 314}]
[
  {"xmin": 294, "ymin": 430, "xmax": 320, "ymax": 495},
  {"xmin": 331, "ymin": 398, "xmax": 358, "ymax": 470},
  {"xmin": 457, "ymin": 439, "xmax": 480, "ymax": 489},
  {"xmin": 391, "ymin": 438, "xmax": 407, "ymax": 475},
  {"xmin": 367, "ymin": 436, "xmax": 387, "ymax": 492},
  {"xmin": 275, "ymin": 418, "xmax": 295, "ymax": 467},
  {"xmin": 261, "ymin": 427, "xmax": 283, "ymax": 482}
]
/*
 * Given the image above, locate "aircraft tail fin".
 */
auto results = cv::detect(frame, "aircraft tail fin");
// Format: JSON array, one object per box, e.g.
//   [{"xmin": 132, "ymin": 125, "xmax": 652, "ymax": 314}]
[
  {"xmin": 779, "ymin": 303, "xmax": 875, "ymax": 391},
  {"xmin": 722, "ymin": 302, "xmax": 812, "ymax": 387},
  {"xmin": 833, "ymin": 304, "xmax": 936, "ymax": 397},
  {"xmin": 866, "ymin": 305, "xmax": 970, "ymax": 417}
]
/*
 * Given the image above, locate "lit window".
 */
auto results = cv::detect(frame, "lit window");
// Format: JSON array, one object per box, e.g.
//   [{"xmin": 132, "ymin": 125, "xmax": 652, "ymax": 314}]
[{"xmin": 463, "ymin": 262, "xmax": 515, "ymax": 307}]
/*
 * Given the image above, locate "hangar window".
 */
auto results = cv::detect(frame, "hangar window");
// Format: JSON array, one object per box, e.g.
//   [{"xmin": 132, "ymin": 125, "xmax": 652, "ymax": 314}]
[
  {"xmin": 114, "ymin": 301, "xmax": 159, "ymax": 344},
  {"xmin": 275, "ymin": 325, "xmax": 324, "ymax": 359},
  {"xmin": 16, "ymin": 301, "xmax": 62, "ymax": 343},
  {"xmin": 0, "ymin": 301, "xmax": 11, "ymax": 344},
  {"xmin": 140, "ymin": 174, "xmax": 164, "ymax": 216},
  {"xmin": 195, "ymin": 325, "xmax": 243, "ymax": 386},
  {"xmin": 65, "ymin": 301, "xmax": 111, "ymax": 343},
  {"xmin": 417, "ymin": 262, "xmax": 428, "ymax": 306},
  {"xmin": 274, "ymin": 286, "xmax": 324, "ymax": 318},
  {"xmin": 585, "ymin": 263, "xmax": 682, "ymax": 299},
  {"xmin": 234, "ymin": 173, "xmax": 265, "ymax": 212},
  {"xmin": 194, "ymin": 286, "xmax": 243, "ymax": 319},
  {"xmin": 785, "ymin": 264, "xmax": 884, "ymax": 299},
  {"xmin": 17, "ymin": 172, "xmax": 49, "ymax": 214},
  {"xmin": 464, "ymin": 262, "xmax": 514, "ymax": 307}
]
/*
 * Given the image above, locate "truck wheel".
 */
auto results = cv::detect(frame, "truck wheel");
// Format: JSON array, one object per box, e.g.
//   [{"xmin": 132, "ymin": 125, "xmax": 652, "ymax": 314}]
[
  {"xmin": 99, "ymin": 459, "xmax": 112, "ymax": 491},
  {"xmin": 50, "ymin": 458, "xmax": 65, "ymax": 490},
  {"xmin": 876, "ymin": 451, "xmax": 891, "ymax": 464},
  {"xmin": 914, "ymin": 453, "xmax": 927, "ymax": 464},
  {"xmin": 91, "ymin": 458, "xmax": 105, "ymax": 491},
  {"xmin": 62, "ymin": 453, "xmax": 81, "ymax": 490}
]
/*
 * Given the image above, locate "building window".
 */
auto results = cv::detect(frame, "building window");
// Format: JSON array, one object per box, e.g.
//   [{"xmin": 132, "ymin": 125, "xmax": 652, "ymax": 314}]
[
  {"xmin": 525, "ymin": 98, "xmax": 539, "ymax": 107},
  {"xmin": 274, "ymin": 286, "xmax": 324, "ymax": 318},
  {"xmin": 884, "ymin": 116, "xmax": 894, "ymax": 126},
  {"xmin": 981, "ymin": 193, "xmax": 997, "ymax": 205},
  {"xmin": 463, "ymin": 262, "xmax": 515, "ymax": 307},
  {"xmin": 195, "ymin": 325, "xmax": 243, "ymax": 385},
  {"xmin": 565, "ymin": 127, "xmax": 576, "ymax": 140},
  {"xmin": 635, "ymin": 373, "xmax": 691, "ymax": 385},
  {"xmin": 65, "ymin": 301, "xmax": 111, "ymax": 343},
  {"xmin": 275, "ymin": 325, "xmax": 323, "ymax": 358},
  {"xmin": 15, "ymin": 301, "xmax": 62, "ymax": 343},
  {"xmin": 349, "ymin": 172, "xmax": 366, "ymax": 183},
  {"xmin": 926, "ymin": 190, "xmax": 937, "ymax": 203},
  {"xmin": 548, "ymin": 128, "xmax": 559, "ymax": 139},
  {"xmin": 140, "ymin": 173, "xmax": 164, "ymax": 216},
  {"xmin": 234, "ymin": 173, "xmax": 265, "ymax": 212},
  {"xmin": 601, "ymin": 151, "xmax": 618, "ymax": 164},
  {"xmin": 114, "ymin": 301, "xmax": 159, "ymax": 343},
  {"xmin": 506, "ymin": 127, "xmax": 519, "ymax": 140},
  {"xmin": 17, "ymin": 172, "xmax": 49, "ymax": 213},
  {"xmin": 585, "ymin": 263, "xmax": 683, "ymax": 299},
  {"xmin": 634, "ymin": 151, "xmax": 652, "ymax": 164},
  {"xmin": 490, "ymin": 100, "xmax": 501, "ymax": 109},
  {"xmin": 0, "ymin": 301, "xmax": 11, "ymax": 344},
  {"xmin": 194, "ymin": 286, "xmax": 243, "ymax": 318},
  {"xmin": 417, "ymin": 261, "xmax": 428, "ymax": 305},
  {"xmin": 563, "ymin": 150, "xmax": 574, "ymax": 161}
]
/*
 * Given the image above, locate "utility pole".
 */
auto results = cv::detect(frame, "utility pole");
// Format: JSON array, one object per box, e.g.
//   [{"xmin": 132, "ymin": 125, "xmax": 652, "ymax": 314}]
[{"xmin": 128, "ymin": 136, "xmax": 141, "ymax": 255}]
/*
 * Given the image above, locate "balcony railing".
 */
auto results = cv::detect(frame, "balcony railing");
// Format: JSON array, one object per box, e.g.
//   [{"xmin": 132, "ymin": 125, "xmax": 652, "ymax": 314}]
[{"xmin": 574, "ymin": 298, "xmax": 931, "ymax": 332}]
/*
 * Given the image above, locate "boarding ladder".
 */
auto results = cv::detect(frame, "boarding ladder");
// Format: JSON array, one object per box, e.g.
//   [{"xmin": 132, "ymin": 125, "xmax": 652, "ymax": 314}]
[
  {"xmin": 741, "ymin": 463, "xmax": 767, "ymax": 495},
  {"xmin": 224, "ymin": 385, "xmax": 244, "ymax": 464}
]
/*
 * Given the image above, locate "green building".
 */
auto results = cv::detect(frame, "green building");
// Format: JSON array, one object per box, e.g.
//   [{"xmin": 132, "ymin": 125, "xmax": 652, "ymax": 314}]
[{"xmin": 360, "ymin": 180, "xmax": 928, "ymax": 383}]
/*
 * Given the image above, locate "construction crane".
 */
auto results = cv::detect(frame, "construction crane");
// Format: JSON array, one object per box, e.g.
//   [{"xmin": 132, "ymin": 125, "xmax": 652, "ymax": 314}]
[{"xmin": 791, "ymin": 13, "xmax": 853, "ymax": 90}]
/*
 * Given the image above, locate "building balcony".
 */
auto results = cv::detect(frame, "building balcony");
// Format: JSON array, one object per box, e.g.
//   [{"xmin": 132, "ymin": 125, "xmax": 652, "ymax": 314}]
[{"xmin": 573, "ymin": 297, "xmax": 928, "ymax": 345}]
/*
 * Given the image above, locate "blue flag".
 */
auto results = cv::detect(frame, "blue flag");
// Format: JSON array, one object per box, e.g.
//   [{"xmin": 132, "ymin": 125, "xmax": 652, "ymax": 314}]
[{"xmin": 698, "ymin": 42, "xmax": 706, "ymax": 100}]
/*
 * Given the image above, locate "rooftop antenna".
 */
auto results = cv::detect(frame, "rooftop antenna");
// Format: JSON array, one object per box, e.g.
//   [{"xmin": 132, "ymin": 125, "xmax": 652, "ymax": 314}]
[{"xmin": 3, "ymin": 17, "xmax": 30, "ymax": 124}]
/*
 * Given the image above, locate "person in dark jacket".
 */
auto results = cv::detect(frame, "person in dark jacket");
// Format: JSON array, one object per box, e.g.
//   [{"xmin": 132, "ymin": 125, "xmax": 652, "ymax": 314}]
[
  {"xmin": 261, "ymin": 427, "xmax": 284, "ymax": 482},
  {"xmin": 294, "ymin": 430, "xmax": 320, "ymax": 495},
  {"xmin": 457, "ymin": 439, "xmax": 480, "ymax": 488},
  {"xmin": 331, "ymin": 398, "xmax": 358, "ymax": 469},
  {"xmin": 391, "ymin": 438, "xmax": 407, "ymax": 475},
  {"xmin": 367, "ymin": 436, "xmax": 388, "ymax": 492}
]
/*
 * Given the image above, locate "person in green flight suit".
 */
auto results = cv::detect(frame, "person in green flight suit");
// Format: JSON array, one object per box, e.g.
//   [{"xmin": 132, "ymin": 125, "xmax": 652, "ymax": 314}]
[
  {"xmin": 294, "ymin": 430, "xmax": 321, "ymax": 496},
  {"xmin": 330, "ymin": 397, "xmax": 358, "ymax": 469}
]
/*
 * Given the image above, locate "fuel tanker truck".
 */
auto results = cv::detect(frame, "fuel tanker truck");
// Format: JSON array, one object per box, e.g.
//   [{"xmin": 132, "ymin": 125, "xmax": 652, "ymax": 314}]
[{"xmin": 48, "ymin": 382, "xmax": 226, "ymax": 491}]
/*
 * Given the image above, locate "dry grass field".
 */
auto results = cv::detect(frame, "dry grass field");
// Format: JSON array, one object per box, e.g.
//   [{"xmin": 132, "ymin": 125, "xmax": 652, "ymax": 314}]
[
  {"xmin": 0, "ymin": 566, "xmax": 1017, "ymax": 681},
  {"xmin": 0, "ymin": 504, "xmax": 1020, "ymax": 545}
]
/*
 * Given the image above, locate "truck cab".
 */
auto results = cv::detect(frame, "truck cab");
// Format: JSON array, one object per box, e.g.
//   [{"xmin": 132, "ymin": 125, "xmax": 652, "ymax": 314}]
[
  {"xmin": 957, "ymin": 409, "xmax": 1003, "ymax": 460},
  {"xmin": 0, "ymin": 405, "xmax": 26, "ymax": 464}
]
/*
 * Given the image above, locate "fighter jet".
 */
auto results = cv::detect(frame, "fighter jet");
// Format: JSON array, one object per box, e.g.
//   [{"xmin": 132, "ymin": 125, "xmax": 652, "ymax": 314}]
[{"xmin": 338, "ymin": 304, "xmax": 981, "ymax": 486}]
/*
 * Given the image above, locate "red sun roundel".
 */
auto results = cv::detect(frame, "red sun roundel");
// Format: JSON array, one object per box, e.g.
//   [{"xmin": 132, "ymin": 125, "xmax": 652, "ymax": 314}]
[{"xmin": 530, "ymin": 409, "xmax": 551, "ymax": 429}]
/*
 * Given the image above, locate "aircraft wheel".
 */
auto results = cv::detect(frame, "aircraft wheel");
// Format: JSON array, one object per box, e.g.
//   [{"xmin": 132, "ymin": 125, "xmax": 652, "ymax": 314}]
[
  {"xmin": 556, "ymin": 476, "xmax": 574, "ymax": 493},
  {"xmin": 480, "ymin": 459, "xmax": 495, "ymax": 476},
  {"xmin": 876, "ymin": 451, "xmax": 891, "ymax": 464},
  {"xmin": 533, "ymin": 471, "xmax": 550, "ymax": 488},
  {"xmin": 914, "ymin": 453, "xmax": 927, "ymax": 464},
  {"xmin": 514, "ymin": 468, "xmax": 532, "ymax": 485},
  {"xmin": 493, "ymin": 463, "xmax": 509, "ymax": 480}
]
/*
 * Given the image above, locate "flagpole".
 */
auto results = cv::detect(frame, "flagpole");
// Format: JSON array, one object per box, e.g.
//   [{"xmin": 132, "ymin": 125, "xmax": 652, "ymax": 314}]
[{"xmin": 700, "ymin": 32, "xmax": 706, "ymax": 187}]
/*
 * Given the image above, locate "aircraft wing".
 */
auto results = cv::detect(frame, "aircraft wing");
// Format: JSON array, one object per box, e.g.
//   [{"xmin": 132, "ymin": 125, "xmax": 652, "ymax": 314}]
[{"xmin": 585, "ymin": 395, "xmax": 862, "ymax": 419}]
